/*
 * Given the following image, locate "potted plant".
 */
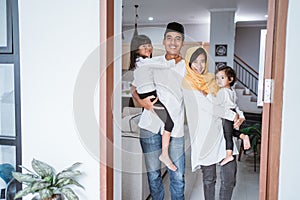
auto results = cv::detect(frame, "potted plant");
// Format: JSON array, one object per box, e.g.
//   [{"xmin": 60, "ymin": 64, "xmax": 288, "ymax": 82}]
[
  {"xmin": 12, "ymin": 159, "xmax": 84, "ymax": 200},
  {"xmin": 240, "ymin": 123, "xmax": 262, "ymax": 171}
]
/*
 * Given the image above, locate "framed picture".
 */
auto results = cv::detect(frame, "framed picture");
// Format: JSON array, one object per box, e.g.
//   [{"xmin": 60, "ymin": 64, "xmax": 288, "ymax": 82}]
[
  {"xmin": 215, "ymin": 62, "xmax": 227, "ymax": 69},
  {"xmin": 215, "ymin": 44, "xmax": 227, "ymax": 56}
]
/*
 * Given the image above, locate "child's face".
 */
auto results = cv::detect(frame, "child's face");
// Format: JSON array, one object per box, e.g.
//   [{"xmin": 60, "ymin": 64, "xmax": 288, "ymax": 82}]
[
  {"xmin": 216, "ymin": 70, "xmax": 232, "ymax": 88},
  {"xmin": 138, "ymin": 43, "xmax": 152, "ymax": 58},
  {"xmin": 191, "ymin": 54, "xmax": 206, "ymax": 74}
]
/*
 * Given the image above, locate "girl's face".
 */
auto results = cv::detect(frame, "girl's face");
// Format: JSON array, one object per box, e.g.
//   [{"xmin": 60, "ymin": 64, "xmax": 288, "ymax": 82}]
[
  {"xmin": 138, "ymin": 43, "xmax": 153, "ymax": 58},
  {"xmin": 191, "ymin": 54, "xmax": 206, "ymax": 74},
  {"xmin": 216, "ymin": 70, "xmax": 232, "ymax": 88}
]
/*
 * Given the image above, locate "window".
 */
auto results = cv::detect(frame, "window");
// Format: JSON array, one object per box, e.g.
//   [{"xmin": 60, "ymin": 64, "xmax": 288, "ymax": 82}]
[{"xmin": 0, "ymin": 0, "xmax": 21, "ymax": 179}]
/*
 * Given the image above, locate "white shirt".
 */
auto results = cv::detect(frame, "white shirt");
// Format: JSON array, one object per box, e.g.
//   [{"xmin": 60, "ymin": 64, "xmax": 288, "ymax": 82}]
[
  {"xmin": 183, "ymin": 89, "xmax": 238, "ymax": 171},
  {"xmin": 137, "ymin": 56, "xmax": 186, "ymax": 137},
  {"xmin": 214, "ymin": 87, "xmax": 245, "ymax": 119},
  {"xmin": 132, "ymin": 58, "xmax": 174, "ymax": 94}
]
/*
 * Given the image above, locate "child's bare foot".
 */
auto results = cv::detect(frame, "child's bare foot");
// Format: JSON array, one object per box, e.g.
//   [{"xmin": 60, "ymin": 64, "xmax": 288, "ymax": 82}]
[
  {"xmin": 243, "ymin": 135, "xmax": 251, "ymax": 150},
  {"xmin": 159, "ymin": 154, "xmax": 177, "ymax": 171},
  {"xmin": 220, "ymin": 156, "xmax": 234, "ymax": 166}
]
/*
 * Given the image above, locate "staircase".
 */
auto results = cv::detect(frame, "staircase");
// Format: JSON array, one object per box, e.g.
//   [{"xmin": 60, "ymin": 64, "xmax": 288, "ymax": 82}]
[
  {"xmin": 233, "ymin": 54, "xmax": 262, "ymax": 114},
  {"xmin": 234, "ymin": 83, "xmax": 262, "ymax": 114}
]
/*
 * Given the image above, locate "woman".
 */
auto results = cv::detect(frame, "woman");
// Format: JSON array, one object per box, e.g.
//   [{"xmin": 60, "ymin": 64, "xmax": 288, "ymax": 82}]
[{"xmin": 182, "ymin": 46, "xmax": 244, "ymax": 200}]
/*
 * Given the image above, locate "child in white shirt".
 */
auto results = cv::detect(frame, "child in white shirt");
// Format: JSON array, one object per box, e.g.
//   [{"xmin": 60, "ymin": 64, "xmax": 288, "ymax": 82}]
[
  {"xmin": 130, "ymin": 35, "xmax": 177, "ymax": 171},
  {"xmin": 215, "ymin": 66, "xmax": 251, "ymax": 166}
]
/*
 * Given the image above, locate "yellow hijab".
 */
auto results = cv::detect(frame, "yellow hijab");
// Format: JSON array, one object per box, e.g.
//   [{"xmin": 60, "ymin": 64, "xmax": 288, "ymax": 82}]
[{"xmin": 182, "ymin": 46, "xmax": 219, "ymax": 96}]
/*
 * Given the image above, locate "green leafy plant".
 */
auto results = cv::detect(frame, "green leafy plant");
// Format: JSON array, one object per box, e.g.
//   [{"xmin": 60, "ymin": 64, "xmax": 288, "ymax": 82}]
[
  {"xmin": 12, "ymin": 159, "xmax": 84, "ymax": 200},
  {"xmin": 240, "ymin": 123, "xmax": 262, "ymax": 152}
]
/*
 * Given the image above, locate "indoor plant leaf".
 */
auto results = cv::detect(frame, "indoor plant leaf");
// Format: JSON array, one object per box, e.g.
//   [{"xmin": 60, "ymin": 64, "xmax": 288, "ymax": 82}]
[
  {"xmin": 56, "ymin": 170, "xmax": 81, "ymax": 180},
  {"xmin": 12, "ymin": 172, "xmax": 41, "ymax": 183},
  {"xmin": 61, "ymin": 188, "xmax": 79, "ymax": 200},
  {"xmin": 18, "ymin": 165, "xmax": 38, "ymax": 175},
  {"xmin": 32, "ymin": 159, "xmax": 55, "ymax": 178},
  {"xmin": 56, "ymin": 178, "xmax": 84, "ymax": 189},
  {"xmin": 14, "ymin": 186, "xmax": 33, "ymax": 199},
  {"xmin": 39, "ymin": 188, "xmax": 53, "ymax": 199},
  {"xmin": 65, "ymin": 162, "xmax": 82, "ymax": 171},
  {"xmin": 31, "ymin": 182, "xmax": 51, "ymax": 192}
]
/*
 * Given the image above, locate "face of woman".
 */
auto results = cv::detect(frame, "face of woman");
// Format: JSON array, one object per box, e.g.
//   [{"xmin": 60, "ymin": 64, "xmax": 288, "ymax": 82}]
[
  {"xmin": 138, "ymin": 43, "xmax": 153, "ymax": 58},
  {"xmin": 191, "ymin": 54, "xmax": 206, "ymax": 74}
]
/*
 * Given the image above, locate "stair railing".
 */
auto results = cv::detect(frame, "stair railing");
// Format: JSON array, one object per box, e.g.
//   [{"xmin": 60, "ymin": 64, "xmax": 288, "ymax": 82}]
[{"xmin": 233, "ymin": 54, "xmax": 258, "ymax": 96}]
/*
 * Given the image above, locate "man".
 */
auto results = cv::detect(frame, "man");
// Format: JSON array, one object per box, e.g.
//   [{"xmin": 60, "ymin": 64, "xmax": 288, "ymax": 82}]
[{"xmin": 132, "ymin": 22, "xmax": 186, "ymax": 200}]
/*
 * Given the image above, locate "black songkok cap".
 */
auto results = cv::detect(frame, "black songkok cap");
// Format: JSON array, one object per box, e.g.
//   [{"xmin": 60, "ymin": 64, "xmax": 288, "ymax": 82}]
[{"xmin": 164, "ymin": 22, "xmax": 185, "ymax": 39}]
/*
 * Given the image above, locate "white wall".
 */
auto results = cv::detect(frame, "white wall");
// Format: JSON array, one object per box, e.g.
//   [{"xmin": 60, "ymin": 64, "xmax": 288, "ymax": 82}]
[
  {"xmin": 235, "ymin": 25, "xmax": 266, "ymax": 71},
  {"xmin": 278, "ymin": 0, "xmax": 300, "ymax": 199},
  {"xmin": 18, "ymin": 0, "xmax": 100, "ymax": 199}
]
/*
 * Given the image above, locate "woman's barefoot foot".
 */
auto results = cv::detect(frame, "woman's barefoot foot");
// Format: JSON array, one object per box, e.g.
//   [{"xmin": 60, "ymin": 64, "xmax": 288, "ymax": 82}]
[
  {"xmin": 243, "ymin": 135, "xmax": 251, "ymax": 150},
  {"xmin": 159, "ymin": 154, "xmax": 177, "ymax": 171},
  {"xmin": 220, "ymin": 155, "xmax": 234, "ymax": 166}
]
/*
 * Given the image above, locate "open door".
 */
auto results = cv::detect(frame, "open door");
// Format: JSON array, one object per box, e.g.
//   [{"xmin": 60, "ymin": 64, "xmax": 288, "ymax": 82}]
[{"xmin": 259, "ymin": 0, "xmax": 288, "ymax": 199}]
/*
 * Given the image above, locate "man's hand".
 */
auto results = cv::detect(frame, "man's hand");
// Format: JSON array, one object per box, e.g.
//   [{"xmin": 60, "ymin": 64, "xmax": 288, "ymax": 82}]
[
  {"xmin": 141, "ymin": 95, "xmax": 157, "ymax": 110},
  {"xmin": 131, "ymin": 86, "xmax": 158, "ymax": 110}
]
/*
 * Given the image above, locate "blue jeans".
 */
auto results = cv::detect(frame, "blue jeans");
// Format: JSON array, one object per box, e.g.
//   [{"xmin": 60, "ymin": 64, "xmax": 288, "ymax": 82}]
[
  {"xmin": 201, "ymin": 158, "xmax": 237, "ymax": 200},
  {"xmin": 140, "ymin": 128, "xmax": 185, "ymax": 200}
]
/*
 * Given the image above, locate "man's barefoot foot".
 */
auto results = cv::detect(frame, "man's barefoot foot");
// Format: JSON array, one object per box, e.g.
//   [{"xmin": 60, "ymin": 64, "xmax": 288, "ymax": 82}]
[
  {"xmin": 243, "ymin": 135, "xmax": 251, "ymax": 150},
  {"xmin": 220, "ymin": 155, "xmax": 234, "ymax": 166},
  {"xmin": 159, "ymin": 154, "xmax": 177, "ymax": 171}
]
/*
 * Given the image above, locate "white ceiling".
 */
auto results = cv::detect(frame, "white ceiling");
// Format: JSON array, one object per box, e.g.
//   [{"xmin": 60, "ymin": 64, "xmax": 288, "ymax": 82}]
[{"xmin": 122, "ymin": 0, "xmax": 268, "ymax": 25}]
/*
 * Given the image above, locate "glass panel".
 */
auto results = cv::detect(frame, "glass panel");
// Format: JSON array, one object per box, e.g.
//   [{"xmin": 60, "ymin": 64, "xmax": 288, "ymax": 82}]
[
  {"xmin": 0, "ymin": 0, "xmax": 7, "ymax": 47},
  {"xmin": 0, "ymin": 64, "xmax": 15, "ymax": 137},
  {"xmin": 0, "ymin": 145, "xmax": 16, "ymax": 193},
  {"xmin": 0, "ymin": 145, "xmax": 15, "ymax": 166}
]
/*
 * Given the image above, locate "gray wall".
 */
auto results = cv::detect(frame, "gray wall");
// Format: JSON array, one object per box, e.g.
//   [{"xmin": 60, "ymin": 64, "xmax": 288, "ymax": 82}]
[{"xmin": 235, "ymin": 23, "xmax": 266, "ymax": 72}]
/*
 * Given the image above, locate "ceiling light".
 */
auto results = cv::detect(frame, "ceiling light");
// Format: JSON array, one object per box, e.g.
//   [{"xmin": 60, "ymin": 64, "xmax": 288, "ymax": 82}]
[
  {"xmin": 148, "ymin": 17, "xmax": 154, "ymax": 21},
  {"xmin": 264, "ymin": 15, "xmax": 268, "ymax": 18}
]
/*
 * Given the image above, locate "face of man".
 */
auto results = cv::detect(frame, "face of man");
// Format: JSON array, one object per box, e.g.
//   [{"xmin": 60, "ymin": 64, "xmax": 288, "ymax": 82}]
[{"xmin": 163, "ymin": 32, "xmax": 184, "ymax": 56}]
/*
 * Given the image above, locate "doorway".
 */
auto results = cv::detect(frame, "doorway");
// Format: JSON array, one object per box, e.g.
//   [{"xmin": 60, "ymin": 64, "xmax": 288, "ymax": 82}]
[{"xmin": 100, "ymin": 0, "xmax": 289, "ymax": 199}]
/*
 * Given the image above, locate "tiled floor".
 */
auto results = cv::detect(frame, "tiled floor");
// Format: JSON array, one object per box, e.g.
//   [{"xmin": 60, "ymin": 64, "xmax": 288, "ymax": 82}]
[{"xmin": 161, "ymin": 140, "xmax": 260, "ymax": 200}]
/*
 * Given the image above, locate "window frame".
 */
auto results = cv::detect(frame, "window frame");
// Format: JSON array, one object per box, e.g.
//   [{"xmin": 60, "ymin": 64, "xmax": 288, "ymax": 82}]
[
  {"xmin": 0, "ymin": 0, "xmax": 21, "ymax": 172},
  {"xmin": 0, "ymin": 0, "xmax": 13, "ymax": 53}
]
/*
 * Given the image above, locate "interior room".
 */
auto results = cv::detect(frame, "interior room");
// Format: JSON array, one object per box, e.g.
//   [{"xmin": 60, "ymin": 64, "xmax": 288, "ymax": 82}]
[{"xmin": 121, "ymin": 0, "xmax": 266, "ymax": 199}]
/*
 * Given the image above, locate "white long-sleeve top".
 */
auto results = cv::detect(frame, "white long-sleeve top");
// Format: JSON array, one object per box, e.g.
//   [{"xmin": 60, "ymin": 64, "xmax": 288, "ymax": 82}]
[
  {"xmin": 214, "ymin": 87, "xmax": 245, "ymax": 119},
  {"xmin": 136, "ymin": 56, "xmax": 186, "ymax": 137},
  {"xmin": 132, "ymin": 57, "xmax": 174, "ymax": 94},
  {"xmin": 183, "ymin": 89, "xmax": 239, "ymax": 171}
]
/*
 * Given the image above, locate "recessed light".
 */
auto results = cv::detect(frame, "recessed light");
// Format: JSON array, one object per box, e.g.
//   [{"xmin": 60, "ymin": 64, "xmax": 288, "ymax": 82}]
[
  {"xmin": 148, "ymin": 17, "xmax": 154, "ymax": 21},
  {"xmin": 264, "ymin": 15, "xmax": 268, "ymax": 18}
]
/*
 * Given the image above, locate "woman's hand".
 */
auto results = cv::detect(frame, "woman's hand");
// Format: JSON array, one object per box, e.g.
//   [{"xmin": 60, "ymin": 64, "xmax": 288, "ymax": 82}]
[{"xmin": 234, "ymin": 117, "xmax": 245, "ymax": 129}]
